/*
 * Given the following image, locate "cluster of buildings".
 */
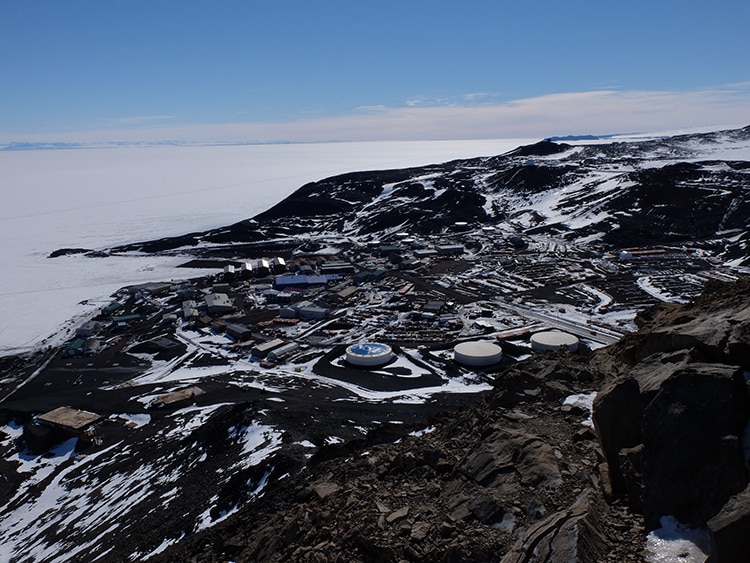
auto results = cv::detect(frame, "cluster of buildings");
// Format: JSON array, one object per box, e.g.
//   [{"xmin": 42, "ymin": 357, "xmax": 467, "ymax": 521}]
[{"xmin": 55, "ymin": 222, "xmax": 730, "ymax": 381}]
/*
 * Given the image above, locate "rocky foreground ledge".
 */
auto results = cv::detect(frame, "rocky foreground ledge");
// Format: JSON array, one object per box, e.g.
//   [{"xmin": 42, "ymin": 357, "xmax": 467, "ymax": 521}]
[{"xmin": 150, "ymin": 279, "xmax": 750, "ymax": 562}]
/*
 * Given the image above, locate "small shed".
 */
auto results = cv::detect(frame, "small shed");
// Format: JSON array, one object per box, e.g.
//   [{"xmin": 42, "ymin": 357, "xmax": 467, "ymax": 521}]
[
  {"xmin": 256, "ymin": 259, "xmax": 271, "ymax": 277},
  {"xmin": 226, "ymin": 323, "xmax": 252, "ymax": 342},
  {"xmin": 298, "ymin": 305, "xmax": 328, "ymax": 321},
  {"xmin": 251, "ymin": 338, "xmax": 286, "ymax": 358},
  {"xmin": 101, "ymin": 301, "xmax": 123, "ymax": 316},
  {"xmin": 111, "ymin": 314, "xmax": 141, "ymax": 324},
  {"xmin": 240, "ymin": 262, "xmax": 254, "ymax": 279},
  {"xmin": 155, "ymin": 386, "xmax": 205, "ymax": 407},
  {"xmin": 182, "ymin": 300, "xmax": 200, "ymax": 319},
  {"xmin": 75, "ymin": 321, "xmax": 101, "ymax": 338},
  {"xmin": 205, "ymin": 293, "xmax": 234, "ymax": 314},
  {"xmin": 336, "ymin": 286, "xmax": 359, "ymax": 301},
  {"xmin": 320, "ymin": 260, "xmax": 355, "ymax": 274},
  {"xmin": 64, "ymin": 338, "xmax": 86, "ymax": 357},
  {"xmin": 272, "ymin": 257, "xmax": 287, "ymax": 273},
  {"xmin": 423, "ymin": 300, "xmax": 445, "ymax": 314},
  {"xmin": 267, "ymin": 342, "xmax": 301, "ymax": 362},
  {"xmin": 437, "ymin": 244, "xmax": 465, "ymax": 256},
  {"xmin": 414, "ymin": 248, "xmax": 438, "ymax": 258},
  {"xmin": 38, "ymin": 406, "xmax": 102, "ymax": 432}
]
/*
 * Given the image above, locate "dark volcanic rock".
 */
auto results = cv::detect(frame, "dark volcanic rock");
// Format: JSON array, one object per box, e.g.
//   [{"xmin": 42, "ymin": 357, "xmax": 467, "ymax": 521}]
[
  {"xmin": 106, "ymin": 127, "xmax": 750, "ymax": 267},
  {"xmin": 459, "ymin": 428, "xmax": 562, "ymax": 490},
  {"xmin": 708, "ymin": 484, "xmax": 750, "ymax": 563},
  {"xmin": 592, "ymin": 376, "xmax": 645, "ymax": 496},
  {"xmin": 592, "ymin": 278, "xmax": 750, "ymax": 543},
  {"xmin": 48, "ymin": 247, "xmax": 91, "ymax": 258},
  {"xmin": 629, "ymin": 278, "xmax": 750, "ymax": 370},
  {"xmin": 509, "ymin": 139, "xmax": 572, "ymax": 157},
  {"xmin": 641, "ymin": 364, "xmax": 748, "ymax": 530},
  {"xmin": 154, "ymin": 352, "xmax": 620, "ymax": 563},
  {"xmin": 501, "ymin": 490, "xmax": 610, "ymax": 563}
]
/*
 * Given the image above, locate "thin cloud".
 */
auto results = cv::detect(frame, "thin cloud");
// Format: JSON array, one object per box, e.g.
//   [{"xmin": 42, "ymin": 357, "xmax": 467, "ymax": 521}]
[
  {"xmin": 462, "ymin": 92, "xmax": 496, "ymax": 102},
  {"xmin": 3, "ymin": 86, "xmax": 750, "ymax": 145},
  {"xmin": 353, "ymin": 105, "xmax": 389, "ymax": 113},
  {"xmin": 108, "ymin": 115, "xmax": 176, "ymax": 126}
]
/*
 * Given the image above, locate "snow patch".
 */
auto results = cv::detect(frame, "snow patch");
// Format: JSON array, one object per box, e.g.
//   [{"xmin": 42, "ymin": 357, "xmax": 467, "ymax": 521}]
[
  {"xmin": 644, "ymin": 516, "xmax": 710, "ymax": 563},
  {"xmin": 563, "ymin": 392, "xmax": 597, "ymax": 428}
]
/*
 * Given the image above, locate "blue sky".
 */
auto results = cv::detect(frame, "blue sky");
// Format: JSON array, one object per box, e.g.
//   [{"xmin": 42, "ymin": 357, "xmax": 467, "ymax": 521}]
[{"xmin": 2, "ymin": 0, "xmax": 749, "ymax": 143}]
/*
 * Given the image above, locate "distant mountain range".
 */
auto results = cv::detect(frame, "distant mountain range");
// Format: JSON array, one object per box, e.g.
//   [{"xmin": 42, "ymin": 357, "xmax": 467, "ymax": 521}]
[{"xmin": 1, "ymin": 140, "xmax": 313, "ymax": 151}]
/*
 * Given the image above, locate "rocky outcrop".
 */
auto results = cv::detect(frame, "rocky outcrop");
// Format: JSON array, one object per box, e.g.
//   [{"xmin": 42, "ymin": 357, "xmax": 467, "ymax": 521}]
[
  {"xmin": 501, "ymin": 490, "xmax": 610, "ymax": 563},
  {"xmin": 629, "ymin": 278, "xmax": 750, "ymax": 370},
  {"xmin": 708, "ymin": 484, "xmax": 750, "ymax": 563},
  {"xmin": 593, "ymin": 358, "xmax": 749, "ymax": 530},
  {"xmin": 641, "ymin": 363, "xmax": 748, "ymax": 529},
  {"xmin": 592, "ymin": 279, "xmax": 750, "ymax": 544},
  {"xmin": 458, "ymin": 428, "xmax": 562, "ymax": 491},
  {"xmin": 154, "ymin": 353, "xmax": 641, "ymax": 563}
]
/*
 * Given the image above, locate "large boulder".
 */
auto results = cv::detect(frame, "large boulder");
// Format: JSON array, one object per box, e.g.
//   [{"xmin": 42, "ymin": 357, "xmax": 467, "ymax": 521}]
[
  {"xmin": 592, "ymin": 349, "xmax": 702, "ymax": 496},
  {"xmin": 592, "ymin": 376, "xmax": 645, "ymax": 496},
  {"xmin": 592, "ymin": 278, "xmax": 750, "ymax": 535},
  {"xmin": 459, "ymin": 428, "xmax": 562, "ymax": 491},
  {"xmin": 501, "ymin": 490, "xmax": 610, "ymax": 563},
  {"xmin": 593, "ymin": 351, "xmax": 749, "ymax": 531},
  {"xmin": 631, "ymin": 279, "xmax": 750, "ymax": 370},
  {"xmin": 641, "ymin": 363, "xmax": 748, "ymax": 530}
]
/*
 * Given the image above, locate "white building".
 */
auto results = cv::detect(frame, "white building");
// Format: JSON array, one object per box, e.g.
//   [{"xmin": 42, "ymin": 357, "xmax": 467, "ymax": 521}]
[
  {"xmin": 182, "ymin": 300, "xmax": 200, "ymax": 319},
  {"xmin": 251, "ymin": 338, "xmax": 286, "ymax": 358},
  {"xmin": 204, "ymin": 293, "xmax": 234, "ymax": 314},
  {"xmin": 267, "ymin": 342, "xmax": 300, "ymax": 362}
]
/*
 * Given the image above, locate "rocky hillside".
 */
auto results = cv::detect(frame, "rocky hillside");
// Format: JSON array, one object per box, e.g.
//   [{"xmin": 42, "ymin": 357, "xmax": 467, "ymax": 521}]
[
  {"xmin": 152, "ymin": 278, "xmax": 750, "ymax": 563},
  {"xmin": 111, "ymin": 126, "xmax": 750, "ymax": 267}
]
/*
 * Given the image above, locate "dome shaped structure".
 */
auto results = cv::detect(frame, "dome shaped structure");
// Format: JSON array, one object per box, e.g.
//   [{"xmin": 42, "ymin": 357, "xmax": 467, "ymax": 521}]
[
  {"xmin": 346, "ymin": 342, "xmax": 394, "ymax": 367},
  {"xmin": 453, "ymin": 341, "xmax": 503, "ymax": 367},
  {"xmin": 530, "ymin": 331, "xmax": 579, "ymax": 352}
]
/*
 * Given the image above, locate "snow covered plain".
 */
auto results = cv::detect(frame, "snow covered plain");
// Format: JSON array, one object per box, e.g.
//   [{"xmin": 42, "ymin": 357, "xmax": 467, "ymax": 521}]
[{"xmin": 1, "ymin": 139, "xmax": 531, "ymax": 353}]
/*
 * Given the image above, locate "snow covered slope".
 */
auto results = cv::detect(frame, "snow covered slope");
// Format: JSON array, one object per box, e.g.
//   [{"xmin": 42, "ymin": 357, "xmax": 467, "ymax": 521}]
[{"xmin": 115, "ymin": 126, "xmax": 750, "ymax": 267}]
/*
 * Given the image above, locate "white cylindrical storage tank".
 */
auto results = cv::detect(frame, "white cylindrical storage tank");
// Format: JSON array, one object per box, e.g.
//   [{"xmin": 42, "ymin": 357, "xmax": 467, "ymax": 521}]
[
  {"xmin": 346, "ymin": 342, "xmax": 394, "ymax": 367},
  {"xmin": 530, "ymin": 331, "xmax": 579, "ymax": 352},
  {"xmin": 453, "ymin": 341, "xmax": 503, "ymax": 367}
]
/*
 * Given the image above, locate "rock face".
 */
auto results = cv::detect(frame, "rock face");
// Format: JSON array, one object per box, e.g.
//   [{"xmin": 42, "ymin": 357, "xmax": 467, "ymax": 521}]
[
  {"xmin": 641, "ymin": 364, "xmax": 747, "ymax": 529},
  {"xmin": 708, "ymin": 484, "xmax": 750, "ymax": 562},
  {"xmin": 501, "ymin": 490, "xmax": 611, "ymax": 563},
  {"xmin": 593, "ymin": 279, "xmax": 750, "ymax": 545}
]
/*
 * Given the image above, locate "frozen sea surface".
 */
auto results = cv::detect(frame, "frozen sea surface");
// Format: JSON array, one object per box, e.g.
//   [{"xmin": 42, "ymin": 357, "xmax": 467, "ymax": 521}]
[{"xmin": 1, "ymin": 139, "xmax": 530, "ymax": 352}]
